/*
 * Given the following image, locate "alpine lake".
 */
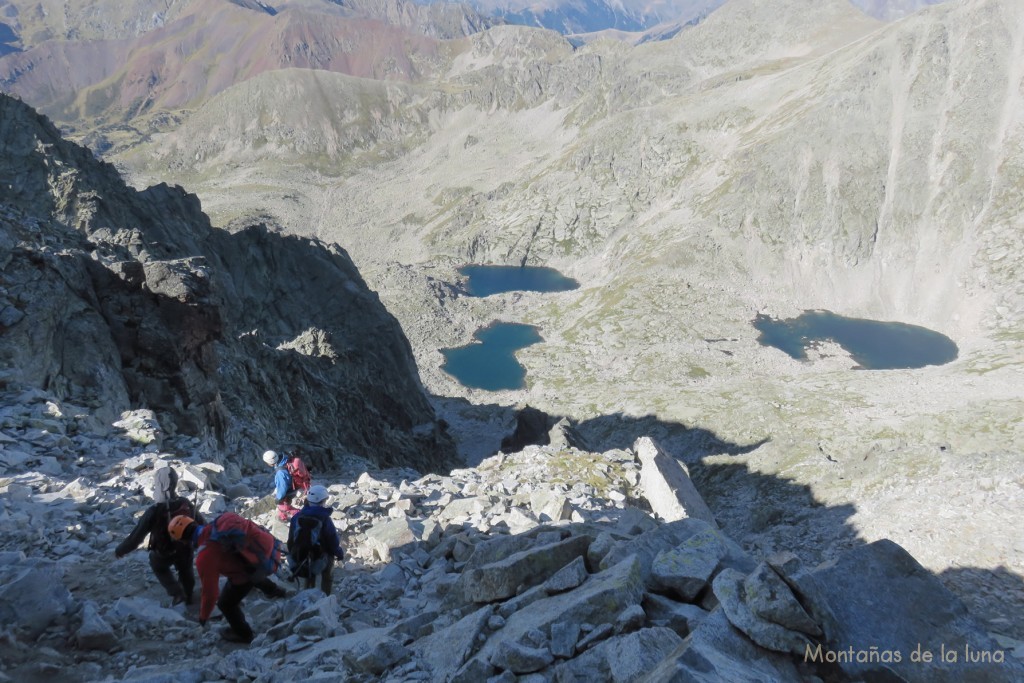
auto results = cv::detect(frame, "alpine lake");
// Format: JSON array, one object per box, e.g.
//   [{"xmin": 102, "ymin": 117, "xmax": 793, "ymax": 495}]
[
  {"xmin": 442, "ymin": 270, "xmax": 958, "ymax": 391},
  {"xmin": 441, "ymin": 266, "xmax": 579, "ymax": 391},
  {"xmin": 753, "ymin": 310, "xmax": 959, "ymax": 369}
]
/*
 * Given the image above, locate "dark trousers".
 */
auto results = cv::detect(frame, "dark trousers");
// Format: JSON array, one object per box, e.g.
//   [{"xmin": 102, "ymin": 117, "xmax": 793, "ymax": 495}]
[
  {"xmin": 149, "ymin": 550, "xmax": 195, "ymax": 601},
  {"xmin": 218, "ymin": 581, "xmax": 255, "ymax": 642},
  {"xmin": 303, "ymin": 565, "xmax": 334, "ymax": 595}
]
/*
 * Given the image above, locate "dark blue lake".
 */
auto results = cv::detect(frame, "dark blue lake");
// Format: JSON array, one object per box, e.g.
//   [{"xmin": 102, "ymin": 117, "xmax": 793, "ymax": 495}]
[
  {"xmin": 753, "ymin": 310, "xmax": 958, "ymax": 369},
  {"xmin": 441, "ymin": 323, "xmax": 542, "ymax": 390},
  {"xmin": 460, "ymin": 265, "xmax": 579, "ymax": 297}
]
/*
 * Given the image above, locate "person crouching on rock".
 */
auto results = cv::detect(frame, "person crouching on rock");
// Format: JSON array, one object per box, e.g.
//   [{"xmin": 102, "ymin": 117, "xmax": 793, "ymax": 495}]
[
  {"xmin": 263, "ymin": 449, "xmax": 300, "ymax": 521},
  {"xmin": 168, "ymin": 514, "xmax": 287, "ymax": 644},
  {"xmin": 115, "ymin": 467, "xmax": 204, "ymax": 606}
]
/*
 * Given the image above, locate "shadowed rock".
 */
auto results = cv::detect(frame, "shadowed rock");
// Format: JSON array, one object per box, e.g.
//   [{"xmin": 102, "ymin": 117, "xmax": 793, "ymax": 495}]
[
  {"xmin": 460, "ymin": 535, "xmax": 592, "ymax": 603},
  {"xmin": 809, "ymin": 539, "xmax": 1024, "ymax": 682}
]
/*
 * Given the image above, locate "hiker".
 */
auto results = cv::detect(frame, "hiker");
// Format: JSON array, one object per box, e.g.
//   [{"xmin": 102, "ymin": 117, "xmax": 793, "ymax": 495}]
[
  {"xmin": 169, "ymin": 512, "xmax": 286, "ymax": 644},
  {"xmin": 262, "ymin": 449, "xmax": 311, "ymax": 521},
  {"xmin": 115, "ymin": 466, "xmax": 204, "ymax": 605},
  {"xmin": 287, "ymin": 484, "xmax": 345, "ymax": 595}
]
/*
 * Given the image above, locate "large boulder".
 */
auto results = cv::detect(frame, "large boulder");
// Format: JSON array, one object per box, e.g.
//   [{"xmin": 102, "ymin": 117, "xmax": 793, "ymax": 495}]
[
  {"xmin": 0, "ymin": 557, "xmax": 74, "ymax": 638},
  {"xmin": 411, "ymin": 605, "xmax": 495, "ymax": 681},
  {"xmin": 808, "ymin": 539, "xmax": 1024, "ymax": 682},
  {"xmin": 459, "ymin": 535, "xmax": 592, "ymax": 603},
  {"xmin": 471, "ymin": 555, "xmax": 646, "ymax": 668},
  {"xmin": 551, "ymin": 627, "xmax": 684, "ymax": 682},
  {"xmin": 633, "ymin": 437, "xmax": 716, "ymax": 526},
  {"xmin": 75, "ymin": 601, "xmax": 118, "ymax": 651},
  {"xmin": 600, "ymin": 518, "xmax": 753, "ymax": 581},
  {"xmin": 712, "ymin": 568, "xmax": 813, "ymax": 655},
  {"xmin": 640, "ymin": 608, "xmax": 804, "ymax": 682}
]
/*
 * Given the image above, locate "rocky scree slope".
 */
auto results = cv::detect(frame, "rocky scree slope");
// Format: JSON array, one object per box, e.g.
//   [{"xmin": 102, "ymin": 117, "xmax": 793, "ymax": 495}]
[
  {"xmin": 0, "ymin": 92, "xmax": 455, "ymax": 471},
  {"xmin": 1, "ymin": 385, "xmax": 1021, "ymax": 682}
]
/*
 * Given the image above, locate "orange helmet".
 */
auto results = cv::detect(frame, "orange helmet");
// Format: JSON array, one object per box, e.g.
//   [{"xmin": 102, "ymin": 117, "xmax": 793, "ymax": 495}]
[{"xmin": 168, "ymin": 515, "xmax": 195, "ymax": 541}]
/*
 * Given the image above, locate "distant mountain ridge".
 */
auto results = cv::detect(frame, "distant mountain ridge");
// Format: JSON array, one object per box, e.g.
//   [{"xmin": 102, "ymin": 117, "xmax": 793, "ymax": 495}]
[
  {"xmin": 0, "ymin": 0, "xmax": 492, "ymax": 132},
  {"xmin": 447, "ymin": 0, "xmax": 949, "ymax": 36}
]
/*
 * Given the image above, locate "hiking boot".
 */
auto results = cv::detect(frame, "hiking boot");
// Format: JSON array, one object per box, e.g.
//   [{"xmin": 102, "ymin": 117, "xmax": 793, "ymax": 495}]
[
  {"xmin": 265, "ymin": 587, "xmax": 288, "ymax": 599},
  {"xmin": 219, "ymin": 626, "xmax": 253, "ymax": 644}
]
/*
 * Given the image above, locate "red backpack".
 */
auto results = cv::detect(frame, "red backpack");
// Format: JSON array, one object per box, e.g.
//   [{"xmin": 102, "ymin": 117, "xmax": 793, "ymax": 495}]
[
  {"xmin": 286, "ymin": 456, "xmax": 312, "ymax": 492},
  {"xmin": 208, "ymin": 512, "xmax": 283, "ymax": 577}
]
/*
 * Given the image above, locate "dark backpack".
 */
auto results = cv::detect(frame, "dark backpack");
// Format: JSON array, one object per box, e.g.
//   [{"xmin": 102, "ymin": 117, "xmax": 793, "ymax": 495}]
[
  {"xmin": 286, "ymin": 456, "xmax": 312, "ymax": 492},
  {"xmin": 208, "ymin": 512, "xmax": 283, "ymax": 579},
  {"xmin": 287, "ymin": 515, "xmax": 326, "ymax": 579},
  {"xmin": 150, "ymin": 498, "xmax": 194, "ymax": 556}
]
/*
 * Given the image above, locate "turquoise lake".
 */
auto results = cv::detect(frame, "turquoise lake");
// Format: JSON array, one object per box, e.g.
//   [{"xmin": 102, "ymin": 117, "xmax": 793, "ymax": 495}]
[
  {"xmin": 459, "ymin": 265, "xmax": 579, "ymax": 297},
  {"xmin": 753, "ymin": 310, "xmax": 959, "ymax": 369},
  {"xmin": 441, "ymin": 323, "xmax": 543, "ymax": 390}
]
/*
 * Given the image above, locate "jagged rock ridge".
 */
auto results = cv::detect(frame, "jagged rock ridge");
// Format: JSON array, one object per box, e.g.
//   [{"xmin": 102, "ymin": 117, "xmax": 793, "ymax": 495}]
[{"xmin": 0, "ymin": 92, "xmax": 455, "ymax": 471}]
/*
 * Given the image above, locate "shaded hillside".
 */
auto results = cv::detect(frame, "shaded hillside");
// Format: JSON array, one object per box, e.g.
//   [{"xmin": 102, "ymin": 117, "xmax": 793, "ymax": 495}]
[{"xmin": 0, "ymin": 92, "xmax": 456, "ymax": 471}]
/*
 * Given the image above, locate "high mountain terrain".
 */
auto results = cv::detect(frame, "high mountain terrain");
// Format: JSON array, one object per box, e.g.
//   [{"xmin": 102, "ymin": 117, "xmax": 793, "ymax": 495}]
[{"xmin": 0, "ymin": 0, "xmax": 1023, "ymax": 676}]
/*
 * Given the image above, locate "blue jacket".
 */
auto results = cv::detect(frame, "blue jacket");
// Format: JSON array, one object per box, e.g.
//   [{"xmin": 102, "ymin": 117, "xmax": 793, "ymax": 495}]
[
  {"xmin": 287, "ymin": 503, "xmax": 344, "ymax": 560},
  {"xmin": 273, "ymin": 452, "xmax": 293, "ymax": 502}
]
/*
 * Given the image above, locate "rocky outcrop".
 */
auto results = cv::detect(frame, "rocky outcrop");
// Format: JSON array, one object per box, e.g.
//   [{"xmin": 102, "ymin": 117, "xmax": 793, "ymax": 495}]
[
  {"xmin": 805, "ymin": 539, "xmax": 1017, "ymax": 682},
  {"xmin": 634, "ymin": 436, "xmax": 717, "ymax": 526},
  {"xmin": 0, "ymin": 93, "xmax": 455, "ymax": 471}
]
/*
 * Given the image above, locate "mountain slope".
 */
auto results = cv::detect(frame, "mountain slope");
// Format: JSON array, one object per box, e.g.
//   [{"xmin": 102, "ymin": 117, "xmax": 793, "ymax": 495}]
[
  {"xmin": 0, "ymin": 0, "xmax": 496, "ymax": 131},
  {"xmin": 0, "ymin": 92, "xmax": 456, "ymax": 471}
]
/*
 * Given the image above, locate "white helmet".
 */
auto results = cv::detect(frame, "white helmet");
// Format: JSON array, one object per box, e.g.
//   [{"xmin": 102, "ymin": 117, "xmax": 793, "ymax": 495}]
[
  {"xmin": 307, "ymin": 485, "xmax": 330, "ymax": 505},
  {"xmin": 262, "ymin": 450, "xmax": 278, "ymax": 466}
]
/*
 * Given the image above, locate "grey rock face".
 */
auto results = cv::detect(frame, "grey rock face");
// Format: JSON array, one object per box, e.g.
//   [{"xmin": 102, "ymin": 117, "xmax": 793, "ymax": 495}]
[
  {"xmin": 543, "ymin": 556, "xmax": 589, "ymax": 594},
  {"xmin": 809, "ymin": 539, "xmax": 1024, "ymax": 682},
  {"xmin": 0, "ymin": 558, "xmax": 73, "ymax": 638},
  {"xmin": 460, "ymin": 534, "xmax": 592, "ymax": 603},
  {"xmin": 412, "ymin": 605, "xmax": 495, "ymax": 681},
  {"xmin": 553, "ymin": 626, "xmax": 684, "ymax": 683},
  {"xmin": 491, "ymin": 640, "xmax": 555, "ymax": 674},
  {"xmin": 472, "ymin": 554, "xmax": 646, "ymax": 667},
  {"xmin": 641, "ymin": 608, "xmax": 804, "ymax": 683},
  {"xmin": 712, "ymin": 568, "xmax": 814, "ymax": 656},
  {"xmin": 0, "ymin": 93, "xmax": 455, "ymax": 472},
  {"xmin": 75, "ymin": 601, "xmax": 118, "ymax": 651},
  {"xmin": 642, "ymin": 593, "xmax": 708, "ymax": 636},
  {"xmin": 743, "ymin": 561, "xmax": 821, "ymax": 637},
  {"xmin": 601, "ymin": 517, "xmax": 753, "ymax": 581},
  {"xmin": 649, "ymin": 532, "xmax": 725, "ymax": 601}
]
